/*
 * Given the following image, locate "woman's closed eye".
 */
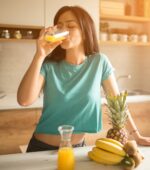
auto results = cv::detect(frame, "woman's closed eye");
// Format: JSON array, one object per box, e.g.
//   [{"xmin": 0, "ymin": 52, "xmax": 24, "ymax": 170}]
[
  {"xmin": 57, "ymin": 21, "xmax": 78, "ymax": 30},
  {"xmin": 67, "ymin": 24, "xmax": 77, "ymax": 29}
]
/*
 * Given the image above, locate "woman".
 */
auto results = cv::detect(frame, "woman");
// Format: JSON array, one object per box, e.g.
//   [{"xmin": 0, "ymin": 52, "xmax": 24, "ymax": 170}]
[{"xmin": 17, "ymin": 6, "xmax": 150, "ymax": 152}]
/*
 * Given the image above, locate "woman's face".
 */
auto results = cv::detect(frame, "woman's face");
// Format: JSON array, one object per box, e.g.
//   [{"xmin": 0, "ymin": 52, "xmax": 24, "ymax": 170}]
[{"xmin": 57, "ymin": 11, "xmax": 83, "ymax": 50}]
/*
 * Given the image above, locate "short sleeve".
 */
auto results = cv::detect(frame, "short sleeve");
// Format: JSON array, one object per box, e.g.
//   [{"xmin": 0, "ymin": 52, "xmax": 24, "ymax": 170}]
[
  {"xmin": 40, "ymin": 63, "xmax": 47, "ymax": 78},
  {"xmin": 101, "ymin": 53, "xmax": 114, "ymax": 82}
]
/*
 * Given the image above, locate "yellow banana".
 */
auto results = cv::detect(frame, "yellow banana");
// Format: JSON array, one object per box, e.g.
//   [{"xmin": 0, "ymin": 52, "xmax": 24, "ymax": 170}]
[
  {"xmin": 88, "ymin": 151, "xmax": 116, "ymax": 165},
  {"xmin": 92, "ymin": 147, "xmax": 124, "ymax": 164},
  {"xmin": 98, "ymin": 138, "xmax": 124, "ymax": 148},
  {"xmin": 96, "ymin": 139, "xmax": 126, "ymax": 157}
]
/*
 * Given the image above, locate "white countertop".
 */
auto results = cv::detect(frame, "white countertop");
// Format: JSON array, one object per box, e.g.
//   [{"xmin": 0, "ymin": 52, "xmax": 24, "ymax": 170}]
[
  {"xmin": 0, "ymin": 93, "xmax": 150, "ymax": 110},
  {"xmin": 0, "ymin": 146, "xmax": 149, "ymax": 170},
  {"xmin": 0, "ymin": 93, "xmax": 43, "ymax": 110}
]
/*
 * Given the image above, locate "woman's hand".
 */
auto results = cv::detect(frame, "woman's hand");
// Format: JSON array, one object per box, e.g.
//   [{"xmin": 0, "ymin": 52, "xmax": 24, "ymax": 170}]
[
  {"xmin": 135, "ymin": 135, "xmax": 150, "ymax": 146},
  {"xmin": 36, "ymin": 26, "xmax": 62, "ymax": 60}
]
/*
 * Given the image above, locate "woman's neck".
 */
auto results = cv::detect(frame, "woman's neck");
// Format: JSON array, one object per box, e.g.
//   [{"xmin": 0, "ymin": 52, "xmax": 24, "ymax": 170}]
[{"xmin": 65, "ymin": 48, "xmax": 86, "ymax": 65}]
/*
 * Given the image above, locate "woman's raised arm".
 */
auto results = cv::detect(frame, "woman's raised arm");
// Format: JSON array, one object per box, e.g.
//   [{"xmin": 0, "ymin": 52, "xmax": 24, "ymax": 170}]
[{"xmin": 17, "ymin": 27, "xmax": 62, "ymax": 106}]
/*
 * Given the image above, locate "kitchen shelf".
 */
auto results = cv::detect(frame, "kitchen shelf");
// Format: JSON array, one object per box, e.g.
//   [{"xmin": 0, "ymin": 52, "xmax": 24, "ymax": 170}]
[
  {"xmin": 0, "ymin": 38, "xmax": 36, "ymax": 42},
  {"xmin": 100, "ymin": 14, "xmax": 150, "ymax": 47},
  {"xmin": 0, "ymin": 24, "xmax": 43, "ymax": 41},
  {"xmin": 100, "ymin": 40, "xmax": 150, "ymax": 46},
  {"xmin": 100, "ymin": 14, "xmax": 150, "ymax": 23}
]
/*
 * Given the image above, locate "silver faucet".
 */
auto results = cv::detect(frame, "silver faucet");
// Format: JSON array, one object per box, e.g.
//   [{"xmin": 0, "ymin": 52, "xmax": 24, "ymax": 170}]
[
  {"xmin": 117, "ymin": 74, "xmax": 131, "ymax": 91},
  {"xmin": 117, "ymin": 74, "xmax": 131, "ymax": 83},
  {"xmin": 0, "ymin": 91, "xmax": 6, "ymax": 99}
]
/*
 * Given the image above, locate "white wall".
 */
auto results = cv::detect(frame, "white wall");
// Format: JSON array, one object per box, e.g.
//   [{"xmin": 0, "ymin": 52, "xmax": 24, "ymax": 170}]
[
  {"xmin": 0, "ymin": 42, "xmax": 36, "ymax": 93},
  {"xmin": 101, "ymin": 45, "xmax": 150, "ymax": 92}
]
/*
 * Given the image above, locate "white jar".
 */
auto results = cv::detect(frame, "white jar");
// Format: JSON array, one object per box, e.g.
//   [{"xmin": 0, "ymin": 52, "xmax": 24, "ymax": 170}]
[
  {"xmin": 14, "ymin": 30, "xmax": 22, "ymax": 39},
  {"xmin": 139, "ymin": 34, "xmax": 148, "ymax": 43},
  {"xmin": 100, "ymin": 32, "xmax": 108, "ymax": 41},
  {"xmin": 27, "ymin": 31, "xmax": 33, "ymax": 39},
  {"xmin": 119, "ymin": 34, "xmax": 128, "ymax": 42},
  {"xmin": 109, "ymin": 33, "xmax": 118, "ymax": 41},
  {"xmin": 129, "ymin": 34, "xmax": 138, "ymax": 42},
  {"xmin": 1, "ymin": 30, "xmax": 10, "ymax": 39}
]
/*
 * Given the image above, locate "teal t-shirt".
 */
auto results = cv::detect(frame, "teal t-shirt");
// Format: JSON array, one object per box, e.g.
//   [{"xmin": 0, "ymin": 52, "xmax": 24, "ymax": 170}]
[{"xmin": 35, "ymin": 53, "xmax": 113, "ymax": 134}]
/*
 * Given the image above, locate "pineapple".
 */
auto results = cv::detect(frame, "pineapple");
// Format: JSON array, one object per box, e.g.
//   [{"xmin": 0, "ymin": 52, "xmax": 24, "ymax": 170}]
[{"xmin": 105, "ymin": 91, "xmax": 128, "ymax": 145}]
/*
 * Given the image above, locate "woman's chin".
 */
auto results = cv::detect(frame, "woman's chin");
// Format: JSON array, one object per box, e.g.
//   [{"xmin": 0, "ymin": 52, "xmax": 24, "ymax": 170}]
[{"xmin": 60, "ymin": 42, "xmax": 71, "ymax": 49}]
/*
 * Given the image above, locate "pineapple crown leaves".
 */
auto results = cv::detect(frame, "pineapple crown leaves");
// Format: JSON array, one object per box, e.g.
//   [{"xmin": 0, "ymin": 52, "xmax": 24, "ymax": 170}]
[
  {"xmin": 106, "ymin": 91, "xmax": 128, "ymax": 112},
  {"xmin": 105, "ymin": 91, "xmax": 128, "ymax": 128}
]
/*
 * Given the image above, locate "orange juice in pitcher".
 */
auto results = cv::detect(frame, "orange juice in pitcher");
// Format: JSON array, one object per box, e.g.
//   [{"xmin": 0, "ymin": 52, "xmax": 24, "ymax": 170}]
[
  {"xmin": 58, "ymin": 147, "xmax": 75, "ymax": 170},
  {"xmin": 58, "ymin": 125, "xmax": 75, "ymax": 170}
]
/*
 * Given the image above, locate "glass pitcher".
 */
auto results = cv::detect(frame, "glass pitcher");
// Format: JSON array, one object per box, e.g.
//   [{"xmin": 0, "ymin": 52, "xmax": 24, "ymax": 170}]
[{"xmin": 57, "ymin": 125, "xmax": 75, "ymax": 170}]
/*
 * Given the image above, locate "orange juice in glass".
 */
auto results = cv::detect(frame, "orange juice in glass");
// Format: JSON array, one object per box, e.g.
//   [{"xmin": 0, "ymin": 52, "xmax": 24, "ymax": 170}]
[
  {"xmin": 58, "ymin": 125, "xmax": 75, "ymax": 170},
  {"xmin": 45, "ymin": 31, "xmax": 69, "ymax": 43}
]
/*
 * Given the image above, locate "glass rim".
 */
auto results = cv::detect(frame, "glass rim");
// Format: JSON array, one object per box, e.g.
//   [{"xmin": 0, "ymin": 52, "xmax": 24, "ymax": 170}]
[{"xmin": 58, "ymin": 125, "xmax": 74, "ymax": 132}]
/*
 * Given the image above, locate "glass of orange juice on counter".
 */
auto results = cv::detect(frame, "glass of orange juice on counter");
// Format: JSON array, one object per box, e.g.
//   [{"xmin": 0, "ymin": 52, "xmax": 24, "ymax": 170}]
[{"xmin": 58, "ymin": 125, "xmax": 75, "ymax": 170}]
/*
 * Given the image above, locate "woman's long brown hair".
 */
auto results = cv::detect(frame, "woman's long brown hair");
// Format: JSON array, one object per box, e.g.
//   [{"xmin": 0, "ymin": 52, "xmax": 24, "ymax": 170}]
[{"xmin": 45, "ymin": 6, "xmax": 99, "ymax": 62}]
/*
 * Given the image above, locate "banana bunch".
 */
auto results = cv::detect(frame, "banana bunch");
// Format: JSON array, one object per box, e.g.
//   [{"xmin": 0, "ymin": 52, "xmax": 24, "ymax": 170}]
[{"xmin": 88, "ymin": 138, "xmax": 127, "ymax": 165}]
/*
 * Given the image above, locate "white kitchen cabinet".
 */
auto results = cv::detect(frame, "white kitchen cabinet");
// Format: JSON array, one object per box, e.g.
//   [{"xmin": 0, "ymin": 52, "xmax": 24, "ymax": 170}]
[
  {"xmin": 0, "ymin": 0, "xmax": 44, "ymax": 26},
  {"xmin": 45, "ymin": 0, "xmax": 99, "ymax": 35}
]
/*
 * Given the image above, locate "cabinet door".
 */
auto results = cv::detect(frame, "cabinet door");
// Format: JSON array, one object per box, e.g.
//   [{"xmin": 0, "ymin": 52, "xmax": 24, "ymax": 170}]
[
  {"xmin": 45, "ymin": 0, "xmax": 99, "ymax": 35},
  {"xmin": 0, "ymin": 0, "xmax": 44, "ymax": 26},
  {"xmin": 0, "ymin": 109, "xmax": 37, "ymax": 154}
]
